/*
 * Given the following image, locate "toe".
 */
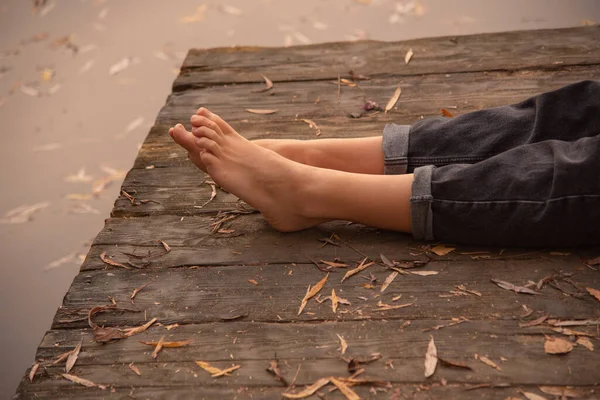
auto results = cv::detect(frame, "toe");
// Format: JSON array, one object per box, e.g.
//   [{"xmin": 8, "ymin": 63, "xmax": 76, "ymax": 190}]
[
  {"xmin": 190, "ymin": 115, "xmax": 224, "ymax": 136},
  {"xmin": 170, "ymin": 124, "xmax": 198, "ymax": 154},
  {"xmin": 196, "ymin": 107, "xmax": 235, "ymax": 134},
  {"xmin": 195, "ymin": 137, "xmax": 221, "ymax": 156},
  {"xmin": 192, "ymin": 126, "xmax": 222, "ymax": 143}
]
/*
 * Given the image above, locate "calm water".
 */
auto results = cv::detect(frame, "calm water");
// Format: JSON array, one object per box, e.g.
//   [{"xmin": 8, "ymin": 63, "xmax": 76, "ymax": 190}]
[{"xmin": 0, "ymin": 0, "xmax": 598, "ymax": 395}]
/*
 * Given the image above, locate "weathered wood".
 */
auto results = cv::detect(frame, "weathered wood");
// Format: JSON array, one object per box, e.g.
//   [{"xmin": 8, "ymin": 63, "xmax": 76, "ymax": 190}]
[{"xmin": 175, "ymin": 26, "xmax": 600, "ymax": 89}]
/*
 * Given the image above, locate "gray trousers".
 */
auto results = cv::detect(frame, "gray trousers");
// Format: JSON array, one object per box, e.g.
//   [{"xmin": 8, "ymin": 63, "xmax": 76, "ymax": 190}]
[{"xmin": 383, "ymin": 80, "xmax": 600, "ymax": 247}]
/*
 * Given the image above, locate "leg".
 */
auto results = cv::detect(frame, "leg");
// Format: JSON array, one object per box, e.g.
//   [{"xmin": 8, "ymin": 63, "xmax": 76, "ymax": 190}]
[
  {"xmin": 412, "ymin": 135, "xmax": 600, "ymax": 247},
  {"xmin": 170, "ymin": 116, "xmax": 412, "ymax": 233}
]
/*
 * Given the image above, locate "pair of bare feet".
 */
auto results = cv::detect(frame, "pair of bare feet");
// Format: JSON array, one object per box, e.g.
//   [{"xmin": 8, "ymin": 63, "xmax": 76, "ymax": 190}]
[{"xmin": 169, "ymin": 108, "xmax": 414, "ymax": 233}]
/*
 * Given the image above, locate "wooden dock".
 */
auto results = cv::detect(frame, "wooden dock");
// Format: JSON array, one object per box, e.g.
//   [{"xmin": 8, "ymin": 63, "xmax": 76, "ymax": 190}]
[{"xmin": 16, "ymin": 26, "xmax": 600, "ymax": 399}]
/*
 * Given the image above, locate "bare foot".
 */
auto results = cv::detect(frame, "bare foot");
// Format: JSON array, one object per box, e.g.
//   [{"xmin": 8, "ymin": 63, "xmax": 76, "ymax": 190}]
[{"xmin": 175, "ymin": 112, "xmax": 325, "ymax": 232}]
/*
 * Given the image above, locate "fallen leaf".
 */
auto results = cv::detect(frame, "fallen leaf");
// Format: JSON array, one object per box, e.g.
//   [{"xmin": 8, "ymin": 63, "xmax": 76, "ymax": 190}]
[
  {"xmin": 550, "ymin": 327, "xmax": 594, "ymax": 337},
  {"xmin": 340, "ymin": 78, "xmax": 357, "ymax": 87},
  {"xmin": 331, "ymin": 289, "xmax": 339, "ymax": 313},
  {"xmin": 491, "ymin": 278, "xmax": 540, "ymax": 295},
  {"xmin": 195, "ymin": 361, "xmax": 241, "ymax": 377},
  {"xmin": 341, "ymin": 258, "xmax": 374, "ymax": 283},
  {"xmin": 180, "ymin": 4, "xmax": 207, "ymax": 23},
  {"xmin": 197, "ymin": 181, "xmax": 217, "ymax": 208},
  {"xmin": 65, "ymin": 341, "xmax": 81, "ymax": 373},
  {"xmin": 437, "ymin": 357, "xmax": 473, "ymax": 370},
  {"xmin": 380, "ymin": 254, "xmax": 395, "ymax": 267},
  {"xmin": 158, "ymin": 240, "xmax": 171, "ymax": 253},
  {"xmin": 586, "ymin": 287, "xmax": 600, "ymax": 302},
  {"xmin": 29, "ymin": 363, "xmax": 40, "ymax": 383},
  {"xmin": 376, "ymin": 301, "xmax": 414, "ymax": 311},
  {"xmin": 93, "ymin": 326, "xmax": 126, "ymax": 343},
  {"xmin": 330, "ymin": 377, "xmax": 360, "ymax": 400},
  {"xmin": 404, "ymin": 48, "xmax": 414, "ymax": 64},
  {"xmin": 252, "ymin": 74, "xmax": 273, "ymax": 93},
  {"xmin": 337, "ymin": 334, "xmax": 348, "ymax": 355},
  {"xmin": 266, "ymin": 359, "xmax": 287, "ymax": 385},
  {"xmin": 152, "ymin": 335, "xmax": 165, "ymax": 359},
  {"xmin": 62, "ymin": 373, "xmax": 106, "ymax": 390},
  {"xmin": 100, "ymin": 252, "xmax": 130, "ymax": 269},
  {"xmin": 576, "ymin": 337, "xmax": 594, "ymax": 351},
  {"xmin": 380, "ymin": 271, "xmax": 398, "ymax": 293},
  {"xmin": 248, "ymin": 279, "xmax": 259, "ymax": 285},
  {"xmin": 123, "ymin": 317, "xmax": 157, "ymax": 337},
  {"xmin": 519, "ymin": 315, "xmax": 548, "ymax": 328},
  {"xmin": 129, "ymin": 363, "xmax": 141, "ymax": 376},
  {"xmin": 477, "ymin": 355, "xmax": 502, "ymax": 371},
  {"xmin": 424, "ymin": 336, "xmax": 437, "ymax": 378},
  {"xmin": 521, "ymin": 392, "xmax": 549, "ymax": 400},
  {"xmin": 282, "ymin": 377, "xmax": 330, "ymax": 399},
  {"xmin": 130, "ymin": 281, "xmax": 152, "ymax": 303},
  {"xmin": 140, "ymin": 339, "xmax": 193, "ymax": 348},
  {"xmin": 539, "ymin": 385, "xmax": 586, "ymax": 398},
  {"xmin": 547, "ymin": 319, "xmax": 600, "ymax": 327},
  {"xmin": 320, "ymin": 260, "xmax": 348, "ymax": 268},
  {"xmin": 246, "ymin": 108, "xmax": 278, "ymax": 115},
  {"xmin": 385, "ymin": 86, "xmax": 401, "ymax": 113},
  {"xmin": 298, "ymin": 273, "xmax": 329, "ymax": 315},
  {"xmin": 455, "ymin": 284, "xmax": 482, "ymax": 297},
  {"xmin": 301, "ymin": 119, "xmax": 321, "ymax": 136},
  {"xmin": 431, "ymin": 244, "xmax": 455, "ymax": 256},
  {"xmin": 346, "ymin": 353, "xmax": 382, "ymax": 372},
  {"xmin": 0, "ymin": 202, "xmax": 49, "ymax": 224},
  {"xmin": 410, "ymin": 271, "xmax": 439, "ymax": 276}
]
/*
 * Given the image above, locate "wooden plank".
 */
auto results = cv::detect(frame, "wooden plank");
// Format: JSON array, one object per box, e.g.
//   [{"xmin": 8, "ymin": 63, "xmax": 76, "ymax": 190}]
[
  {"xmin": 174, "ymin": 26, "xmax": 600, "ymax": 89},
  {"xmin": 54, "ymin": 259, "xmax": 599, "ymax": 328}
]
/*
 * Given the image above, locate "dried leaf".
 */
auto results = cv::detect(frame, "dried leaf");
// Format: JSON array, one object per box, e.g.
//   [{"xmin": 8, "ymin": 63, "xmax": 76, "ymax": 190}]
[
  {"xmin": 131, "ymin": 281, "xmax": 152, "ymax": 303},
  {"xmin": 341, "ymin": 258, "xmax": 374, "ymax": 283},
  {"xmin": 195, "ymin": 361, "xmax": 241, "ymax": 377},
  {"xmin": 380, "ymin": 271, "xmax": 398, "ymax": 293},
  {"xmin": 93, "ymin": 326, "xmax": 126, "ymax": 343},
  {"xmin": 65, "ymin": 168, "xmax": 93, "ymax": 183},
  {"xmin": 100, "ymin": 252, "xmax": 130, "ymax": 269},
  {"xmin": 140, "ymin": 339, "xmax": 193, "ymax": 348},
  {"xmin": 424, "ymin": 336, "xmax": 437, "ymax": 378},
  {"xmin": 539, "ymin": 385, "xmax": 586, "ymax": 398},
  {"xmin": 380, "ymin": 254, "xmax": 395, "ymax": 267},
  {"xmin": 547, "ymin": 319, "xmax": 600, "ymax": 327},
  {"xmin": 340, "ymin": 78, "xmax": 357, "ymax": 87},
  {"xmin": 521, "ymin": 392, "xmax": 549, "ymax": 400},
  {"xmin": 248, "ymin": 279, "xmax": 259, "ymax": 285},
  {"xmin": 550, "ymin": 327, "xmax": 594, "ymax": 337},
  {"xmin": 337, "ymin": 334, "xmax": 348, "ymax": 355},
  {"xmin": 478, "ymin": 355, "xmax": 502, "ymax": 371},
  {"xmin": 586, "ymin": 287, "xmax": 600, "ymax": 302},
  {"xmin": 437, "ymin": 357, "xmax": 473, "ymax": 370},
  {"xmin": 65, "ymin": 341, "xmax": 81, "ymax": 373},
  {"xmin": 123, "ymin": 317, "xmax": 157, "ymax": 337},
  {"xmin": 246, "ymin": 108, "xmax": 278, "ymax": 115},
  {"xmin": 346, "ymin": 353, "xmax": 382, "ymax": 372},
  {"xmin": 62, "ymin": 373, "xmax": 106, "ymax": 390},
  {"xmin": 376, "ymin": 301, "xmax": 414, "ymax": 311},
  {"xmin": 330, "ymin": 377, "xmax": 360, "ymax": 400},
  {"xmin": 29, "ymin": 363, "xmax": 40, "ymax": 383},
  {"xmin": 266, "ymin": 359, "xmax": 287, "ymax": 385},
  {"xmin": 404, "ymin": 48, "xmax": 414, "ymax": 64},
  {"xmin": 252, "ymin": 74, "xmax": 273, "ymax": 93},
  {"xmin": 129, "ymin": 363, "xmax": 141, "ymax": 376},
  {"xmin": 519, "ymin": 315, "xmax": 548, "ymax": 328},
  {"xmin": 331, "ymin": 289, "xmax": 339, "ymax": 313},
  {"xmin": 491, "ymin": 278, "xmax": 539, "ymax": 295},
  {"xmin": 301, "ymin": 119, "xmax": 321, "ymax": 136},
  {"xmin": 282, "ymin": 377, "xmax": 330, "ymax": 399},
  {"xmin": 576, "ymin": 337, "xmax": 594, "ymax": 351},
  {"xmin": 196, "ymin": 181, "xmax": 217, "ymax": 208},
  {"xmin": 298, "ymin": 273, "xmax": 329, "ymax": 315},
  {"xmin": 455, "ymin": 284, "xmax": 482, "ymax": 297},
  {"xmin": 410, "ymin": 270, "xmax": 439, "ymax": 276},
  {"xmin": 384, "ymin": 86, "xmax": 401, "ymax": 113},
  {"xmin": 544, "ymin": 337, "xmax": 574, "ymax": 354},
  {"xmin": 431, "ymin": 244, "xmax": 455, "ymax": 256},
  {"xmin": 441, "ymin": 108, "xmax": 454, "ymax": 117},
  {"xmin": 321, "ymin": 260, "xmax": 348, "ymax": 268},
  {"xmin": 152, "ymin": 335, "xmax": 165, "ymax": 359}
]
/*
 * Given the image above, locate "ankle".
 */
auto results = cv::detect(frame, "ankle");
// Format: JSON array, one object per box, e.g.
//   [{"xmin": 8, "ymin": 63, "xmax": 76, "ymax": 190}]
[{"xmin": 254, "ymin": 139, "xmax": 309, "ymax": 165}]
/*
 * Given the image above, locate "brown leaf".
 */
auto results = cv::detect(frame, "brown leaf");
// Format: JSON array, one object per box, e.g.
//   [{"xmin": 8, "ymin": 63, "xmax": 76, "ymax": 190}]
[
  {"xmin": 437, "ymin": 357, "xmax": 473, "ymax": 370},
  {"xmin": 586, "ymin": 287, "xmax": 600, "ymax": 302},
  {"xmin": 320, "ymin": 260, "xmax": 348, "ymax": 268},
  {"xmin": 195, "ymin": 361, "xmax": 241, "ymax": 377},
  {"xmin": 519, "ymin": 314, "xmax": 548, "ymax": 328},
  {"xmin": 550, "ymin": 327, "xmax": 594, "ymax": 337},
  {"xmin": 521, "ymin": 392, "xmax": 549, "ymax": 400},
  {"xmin": 29, "ymin": 363, "xmax": 40, "ymax": 383},
  {"xmin": 337, "ymin": 334, "xmax": 348, "ymax": 355},
  {"xmin": 441, "ymin": 108, "xmax": 454, "ymax": 117},
  {"xmin": 380, "ymin": 271, "xmax": 398, "ymax": 293},
  {"xmin": 301, "ymin": 119, "xmax": 321, "ymax": 136},
  {"xmin": 248, "ymin": 279, "xmax": 259, "ymax": 285},
  {"xmin": 491, "ymin": 278, "xmax": 540, "ymax": 295},
  {"xmin": 576, "ymin": 337, "xmax": 594, "ymax": 351},
  {"xmin": 455, "ymin": 284, "xmax": 482, "ymax": 297},
  {"xmin": 547, "ymin": 319, "xmax": 600, "ymax": 327},
  {"xmin": 385, "ymin": 86, "xmax": 401, "ymax": 113},
  {"xmin": 158, "ymin": 240, "xmax": 171, "ymax": 253},
  {"xmin": 123, "ymin": 317, "xmax": 157, "ymax": 337},
  {"xmin": 100, "ymin": 252, "xmax": 130, "ymax": 269},
  {"xmin": 282, "ymin": 377, "xmax": 330, "ymax": 399},
  {"xmin": 62, "ymin": 373, "xmax": 106, "ymax": 390},
  {"xmin": 65, "ymin": 341, "xmax": 81, "ymax": 373},
  {"xmin": 380, "ymin": 254, "xmax": 395, "ymax": 267},
  {"xmin": 339, "ymin": 78, "xmax": 357, "ymax": 87},
  {"xmin": 196, "ymin": 181, "xmax": 217, "ymax": 208},
  {"xmin": 584, "ymin": 256, "xmax": 600, "ymax": 266},
  {"xmin": 477, "ymin": 355, "xmax": 502, "ymax": 371},
  {"xmin": 298, "ymin": 273, "xmax": 329, "ymax": 315},
  {"xmin": 131, "ymin": 281, "xmax": 152, "ymax": 303},
  {"xmin": 431, "ymin": 244, "xmax": 455, "ymax": 256},
  {"xmin": 404, "ymin": 48, "xmax": 414, "ymax": 64},
  {"xmin": 376, "ymin": 301, "xmax": 414, "ymax": 311},
  {"xmin": 544, "ymin": 337, "xmax": 574, "ymax": 354},
  {"xmin": 252, "ymin": 74, "xmax": 274, "ymax": 93},
  {"xmin": 424, "ymin": 336, "xmax": 437, "ymax": 378},
  {"xmin": 246, "ymin": 108, "xmax": 278, "ymax": 115},
  {"xmin": 129, "ymin": 363, "xmax": 142, "ymax": 376},
  {"xmin": 347, "ymin": 353, "xmax": 382, "ymax": 372},
  {"xmin": 341, "ymin": 258, "xmax": 374, "ymax": 283},
  {"xmin": 266, "ymin": 359, "xmax": 287, "ymax": 385},
  {"xmin": 152, "ymin": 335, "xmax": 165, "ymax": 359},
  {"xmin": 140, "ymin": 339, "xmax": 193, "ymax": 348},
  {"xmin": 330, "ymin": 377, "xmax": 360, "ymax": 400},
  {"xmin": 93, "ymin": 326, "xmax": 126, "ymax": 343},
  {"xmin": 331, "ymin": 289, "xmax": 339, "ymax": 313},
  {"xmin": 410, "ymin": 270, "xmax": 439, "ymax": 276},
  {"xmin": 539, "ymin": 385, "xmax": 586, "ymax": 398}
]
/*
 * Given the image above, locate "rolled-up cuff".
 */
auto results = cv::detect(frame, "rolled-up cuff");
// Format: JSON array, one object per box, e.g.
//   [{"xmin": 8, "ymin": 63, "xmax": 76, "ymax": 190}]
[
  {"xmin": 410, "ymin": 165, "xmax": 435, "ymax": 241},
  {"xmin": 382, "ymin": 123, "xmax": 410, "ymax": 175}
]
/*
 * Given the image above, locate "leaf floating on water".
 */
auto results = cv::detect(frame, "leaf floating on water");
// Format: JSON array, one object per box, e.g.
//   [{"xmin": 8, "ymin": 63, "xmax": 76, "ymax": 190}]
[
  {"xmin": 266, "ymin": 359, "xmax": 287, "ymax": 385},
  {"xmin": 221, "ymin": 4, "xmax": 243, "ymax": 16},
  {"xmin": 404, "ymin": 48, "xmax": 414, "ymax": 64},
  {"xmin": 129, "ymin": 363, "xmax": 141, "ymax": 376},
  {"xmin": 246, "ymin": 108, "xmax": 278, "ymax": 115},
  {"xmin": 125, "ymin": 117, "xmax": 144, "ymax": 133},
  {"xmin": 544, "ymin": 337, "xmax": 574, "ymax": 354},
  {"xmin": 424, "ymin": 335, "xmax": 437, "ymax": 378},
  {"xmin": 330, "ymin": 377, "xmax": 360, "ymax": 400},
  {"xmin": 301, "ymin": 119, "xmax": 321, "ymax": 136},
  {"xmin": 109, "ymin": 57, "xmax": 135, "ymax": 76},
  {"xmin": 341, "ymin": 258, "xmax": 374, "ymax": 283},
  {"xmin": 20, "ymin": 85, "xmax": 40, "ymax": 97},
  {"xmin": 43, "ymin": 252, "xmax": 76, "ymax": 271},
  {"xmin": 384, "ymin": 86, "xmax": 401, "ymax": 113},
  {"xmin": 586, "ymin": 287, "xmax": 600, "ymax": 302},
  {"xmin": 62, "ymin": 373, "xmax": 106, "ymax": 390},
  {"xmin": 337, "ymin": 333, "xmax": 348, "ymax": 355},
  {"xmin": 380, "ymin": 271, "xmax": 398, "ymax": 293},
  {"xmin": 491, "ymin": 278, "xmax": 540, "ymax": 295},
  {"xmin": 123, "ymin": 317, "xmax": 157, "ymax": 337},
  {"xmin": 410, "ymin": 270, "xmax": 439, "ymax": 276},
  {"xmin": 195, "ymin": 361, "xmax": 241, "ymax": 377},
  {"xmin": 441, "ymin": 108, "xmax": 454, "ymax": 117},
  {"xmin": 0, "ymin": 202, "xmax": 49, "ymax": 224},
  {"xmin": 140, "ymin": 339, "xmax": 193, "ymax": 348},
  {"xmin": 476, "ymin": 355, "xmax": 502, "ymax": 371},
  {"xmin": 41, "ymin": 68, "xmax": 54, "ymax": 81},
  {"xmin": 100, "ymin": 252, "xmax": 130, "ymax": 269},
  {"xmin": 298, "ymin": 273, "xmax": 329, "ymax": 315},
  {"xmin": 65, "ymin": 341, "xmax": 81, "ymax": 373},
  {"xmin": 431, "ymin": 244, "xmax": 455, "ymax": 256},
  {"xmin": 29, "ymin": 363, "xmax": 40, "ymax": 383},
  {"xmin": 282, "ymin": 377, "xmax": 330, "ymax": 399},
  {"xmin": 180, "ymin": 4, "xmax": 207, "ymax": 23},
  {"xmin": 65, "ymin": 168, "xmax": 93, "ymax": 183},
  {"xmin": 331, "ymin": 289, "xmax": 339, "ymax": 313},
  {"xmin": 252, "ymin": 74, "xmax": 273, "ymax": 93},
  {"xmin": 576, "ymin": 337, "xmax": 594, "ymax": 351},
  {"xmin": 98, "ymin": 7, "xmax": 109, "ymax": 19}
]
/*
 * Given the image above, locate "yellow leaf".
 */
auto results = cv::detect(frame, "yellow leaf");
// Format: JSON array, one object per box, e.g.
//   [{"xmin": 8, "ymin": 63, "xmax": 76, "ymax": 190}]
[
  {"xmin": 544, "ymin": 337, "xmax": 574, "ymax": 354},
  {"xmin": 424, "ymin": 336, "xmax": 437, "ymax": 378},
  {"xmin": 282, "ymin": 377, "xmax": 330, "ymax": 399},
  {"xmin": 384, "ymin": 86, "xmax": 401, "ymax": 113},
  {"xmin": 337, "ymin": 333, "xmax": 348, "ymax": 355},
  {"xmin": 298, "ymin": 273, "xmax": 329, "ymax": 315},
  {"xmin": 330, "ymin": 377, "xmax": 360, "ymax": 400},
  {"xmin": 331, "ymin": 289, "xmax": 339, "ymax": 313},
  {"xmin": 431, "ymin": 244, "xmax": 455, "ymax": 256},
  {"xmin": 341, "ymin": 258, "xmax": 374, "ymax": 283},
  {"xmin": 380, "ymin": 271, "xmax": 398, "ymax": 293},
  {"xmin": 246, "ymin": 108, "xmax": 278, "ymax": 115},
  {"xmin": 586, "ymin": 287, "xmax": 600, "ymax": 302}
]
